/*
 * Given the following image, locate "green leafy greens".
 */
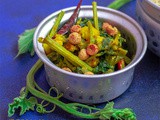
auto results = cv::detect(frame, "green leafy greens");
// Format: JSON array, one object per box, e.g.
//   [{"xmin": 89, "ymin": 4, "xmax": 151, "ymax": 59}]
[{"xmin": 93, "ymin": 59, "xmax": 114, "ymax": 74}]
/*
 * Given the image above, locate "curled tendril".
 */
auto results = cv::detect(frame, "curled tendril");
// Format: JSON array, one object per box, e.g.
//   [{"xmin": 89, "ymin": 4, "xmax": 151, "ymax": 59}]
[
  {"xmin": 33, "ymin": 78, "xmax": 64, "ymax": 114},
  {"xmin": 36, "ymin": 104, "xmax": 47, "ymax": 114},
  {"xmin": 36, "ymin": 86, "xmax": 63, "ymax": 114},
  {"xmin": 36, "ymin": 101, "xmax": 56, "ymax": 114},
  {"xmin": 48, "ymin": 87, "xmax": 63, "ymax": 99}
]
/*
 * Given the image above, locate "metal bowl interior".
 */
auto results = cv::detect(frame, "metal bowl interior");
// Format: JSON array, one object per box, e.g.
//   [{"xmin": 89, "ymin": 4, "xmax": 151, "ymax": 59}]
[{"xmin": 34, "ymin": 6, "xmax": 147, "ymax": 103}]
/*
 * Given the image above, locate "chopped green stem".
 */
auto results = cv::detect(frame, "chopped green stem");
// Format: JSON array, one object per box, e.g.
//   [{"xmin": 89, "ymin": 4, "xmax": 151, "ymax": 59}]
[
  {"xmin": 68, "ymin": 103, "xmax": 101, "ymax": 111},
  {"xmin": 48, "ymin": 11, "xmax": 65, "ymax": 37},
  {"xmin": 43, "ymin": 36, "xmax": 93, "ymax": 71},
  {"xmin": 87, "ymin": 21, "xmax": 95, "ymax": 44},
  {"xmin": 92, "ymin": 1, "xmax": 99, "ymax": 30},
  {"xmin": 107, "ymin": 0, "xmax": 132, "ymax": 10}
]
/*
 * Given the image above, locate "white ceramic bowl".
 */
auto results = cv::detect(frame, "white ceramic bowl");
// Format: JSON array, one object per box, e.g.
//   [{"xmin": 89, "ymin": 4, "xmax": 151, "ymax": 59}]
[
  {"xmin": 34, "ymin": 6, "xmax": 147, "ymax": 104},
  {"xmin": 136, "ymin": 0, "xmax": 160, "ymax": 57}
]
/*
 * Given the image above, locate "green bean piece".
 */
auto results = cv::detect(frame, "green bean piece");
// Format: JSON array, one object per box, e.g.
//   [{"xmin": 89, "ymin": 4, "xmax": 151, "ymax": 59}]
[
  {"xmin": 87, "ymin": 21, "xmax": 95, "ymax": 44},
  {"xmin": 44, "ymin": 36, "xmax": 93, "ymax": 71},
  {"xmin": 92, "ymin": 1, "xmax": 99, "ymax": 30},
  {"xmin": 48, "ymin": 11, "xmax": 65, "ymax": 37}
]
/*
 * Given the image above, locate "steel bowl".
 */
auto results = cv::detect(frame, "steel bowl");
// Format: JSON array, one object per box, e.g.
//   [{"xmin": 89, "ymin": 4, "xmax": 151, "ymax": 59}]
[
  {"xmin": 139, "ymin": 0, "xmax": 160, "ymax": 23},
  {"xmin": 34, "ymin": 6, "xmax": 147, "ymax": 104},
  {"xmin": 136, "ymin": 0, "xmax": 160, "ymax": 57}
]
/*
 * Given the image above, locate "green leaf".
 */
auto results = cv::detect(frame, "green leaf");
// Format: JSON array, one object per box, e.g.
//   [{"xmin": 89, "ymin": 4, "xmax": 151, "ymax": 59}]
[
  {"xmin": 107, "ymin": 0, "xmax": 132, "ymax": 10},
  {"xmin": 16, "ymin": 28, "xmax": 36, "ymax": 57},
  {"xmin": 97, "ymin": 102, "xmax": 136, "ymax": 120},
  {"xmin": 8, "ymin": 95, "xmax": 37, "ymax": 117}
]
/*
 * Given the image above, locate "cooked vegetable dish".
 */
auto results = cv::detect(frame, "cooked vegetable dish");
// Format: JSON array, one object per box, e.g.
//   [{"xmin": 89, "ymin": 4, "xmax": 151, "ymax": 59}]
[{"xmin": 39, "ymin": 1, "xmax": 131, "ymax": 75}]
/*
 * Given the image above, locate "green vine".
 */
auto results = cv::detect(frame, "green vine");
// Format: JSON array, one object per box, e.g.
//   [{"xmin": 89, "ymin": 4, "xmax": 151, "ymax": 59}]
[{"xmin": 8, "ymin": 60, "xmax": 136, "ymax": 120}]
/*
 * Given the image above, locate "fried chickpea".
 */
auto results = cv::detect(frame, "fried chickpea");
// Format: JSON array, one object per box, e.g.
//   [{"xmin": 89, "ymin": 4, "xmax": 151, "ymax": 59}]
[
  {"xmin": 62, "ymin": 67, "xmax": 72, "ymax": 72},
  {"xmin": 102, "ymin": 22, "xmax": 118, "ymax": 36},
  {"xmin": 84, "ymin": 71, "xmax": 94, "ymax": 75},
  {"xmin": 78, "ymin": 49, "xmax": 89, "ymax": 60},
  {"xmin": 68, "ymin": 32, "xmax": 81, "ymax": 45},
  {"xmin": 86, "ymin": 44, "xmax": 99, "ymax": 56},
  {"xmin": 70, "ymin": 25, "xmax": 81, "ymax": 33}
]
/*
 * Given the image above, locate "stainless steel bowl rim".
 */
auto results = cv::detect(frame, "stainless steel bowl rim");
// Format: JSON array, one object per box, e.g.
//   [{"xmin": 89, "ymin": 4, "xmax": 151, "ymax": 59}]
[
  {"xmin": 34, "ymin": 5, "xmax": 147, "ymax": 79},
  {"xmin": 147, "ymin": 0, "xmax": 160, "ymax": 10},
  {"xmin": 138, "ymin": 0, "xmax": 160, "ymax": 23}
]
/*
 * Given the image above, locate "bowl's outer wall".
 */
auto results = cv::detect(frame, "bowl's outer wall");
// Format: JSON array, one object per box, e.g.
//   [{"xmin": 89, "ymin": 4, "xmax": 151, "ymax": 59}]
[
  {"xmin": 45, "ymin": 64, "xmax": 134, "ymax": 103},
  {"xmin": 34, "ymin": 6, "xmax": 147, "ymax": 103},
  {"xmin": 136, "ymin": 1, "xmax": 160, "ymax": 57}
]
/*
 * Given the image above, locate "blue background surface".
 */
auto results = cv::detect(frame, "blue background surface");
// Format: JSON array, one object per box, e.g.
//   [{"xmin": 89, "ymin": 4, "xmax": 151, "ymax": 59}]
[{"xmin": 0, "ymin": 0, "xmax": 160, "ymax": 120}]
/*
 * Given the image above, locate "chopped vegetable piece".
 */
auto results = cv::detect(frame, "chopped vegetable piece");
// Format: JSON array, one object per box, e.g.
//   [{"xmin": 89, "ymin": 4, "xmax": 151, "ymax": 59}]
[
  {"xmin": 49, "ymin": 11, "xmax": 65, "ymax": 38},
  {"xmin": 92, "ymin": 1, "xmax": 99, "ymax": 30},
  {"xmin": 43, "ymin": 36, "xmax": 93, "ymax": 71},
  {"xmin": 42, "ymin": 43, "xmax": 52, "ymax": 55},
  {"xmin": 64, "ymin": 42, "xmax": 78, "ymax": 52},
  {"xmin": 87, "ymin": 21, "xmax": 96, "ymax": 44},
  {"xmin": 117, "ymin": 59, "xmax": 125, "ymax": 70}
]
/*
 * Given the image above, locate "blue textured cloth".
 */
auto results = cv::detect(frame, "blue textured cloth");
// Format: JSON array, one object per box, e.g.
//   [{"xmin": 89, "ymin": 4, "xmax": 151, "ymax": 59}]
[{"xmin": 0, "ymin": 0, "xmax": 160, "ymax": 120}]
